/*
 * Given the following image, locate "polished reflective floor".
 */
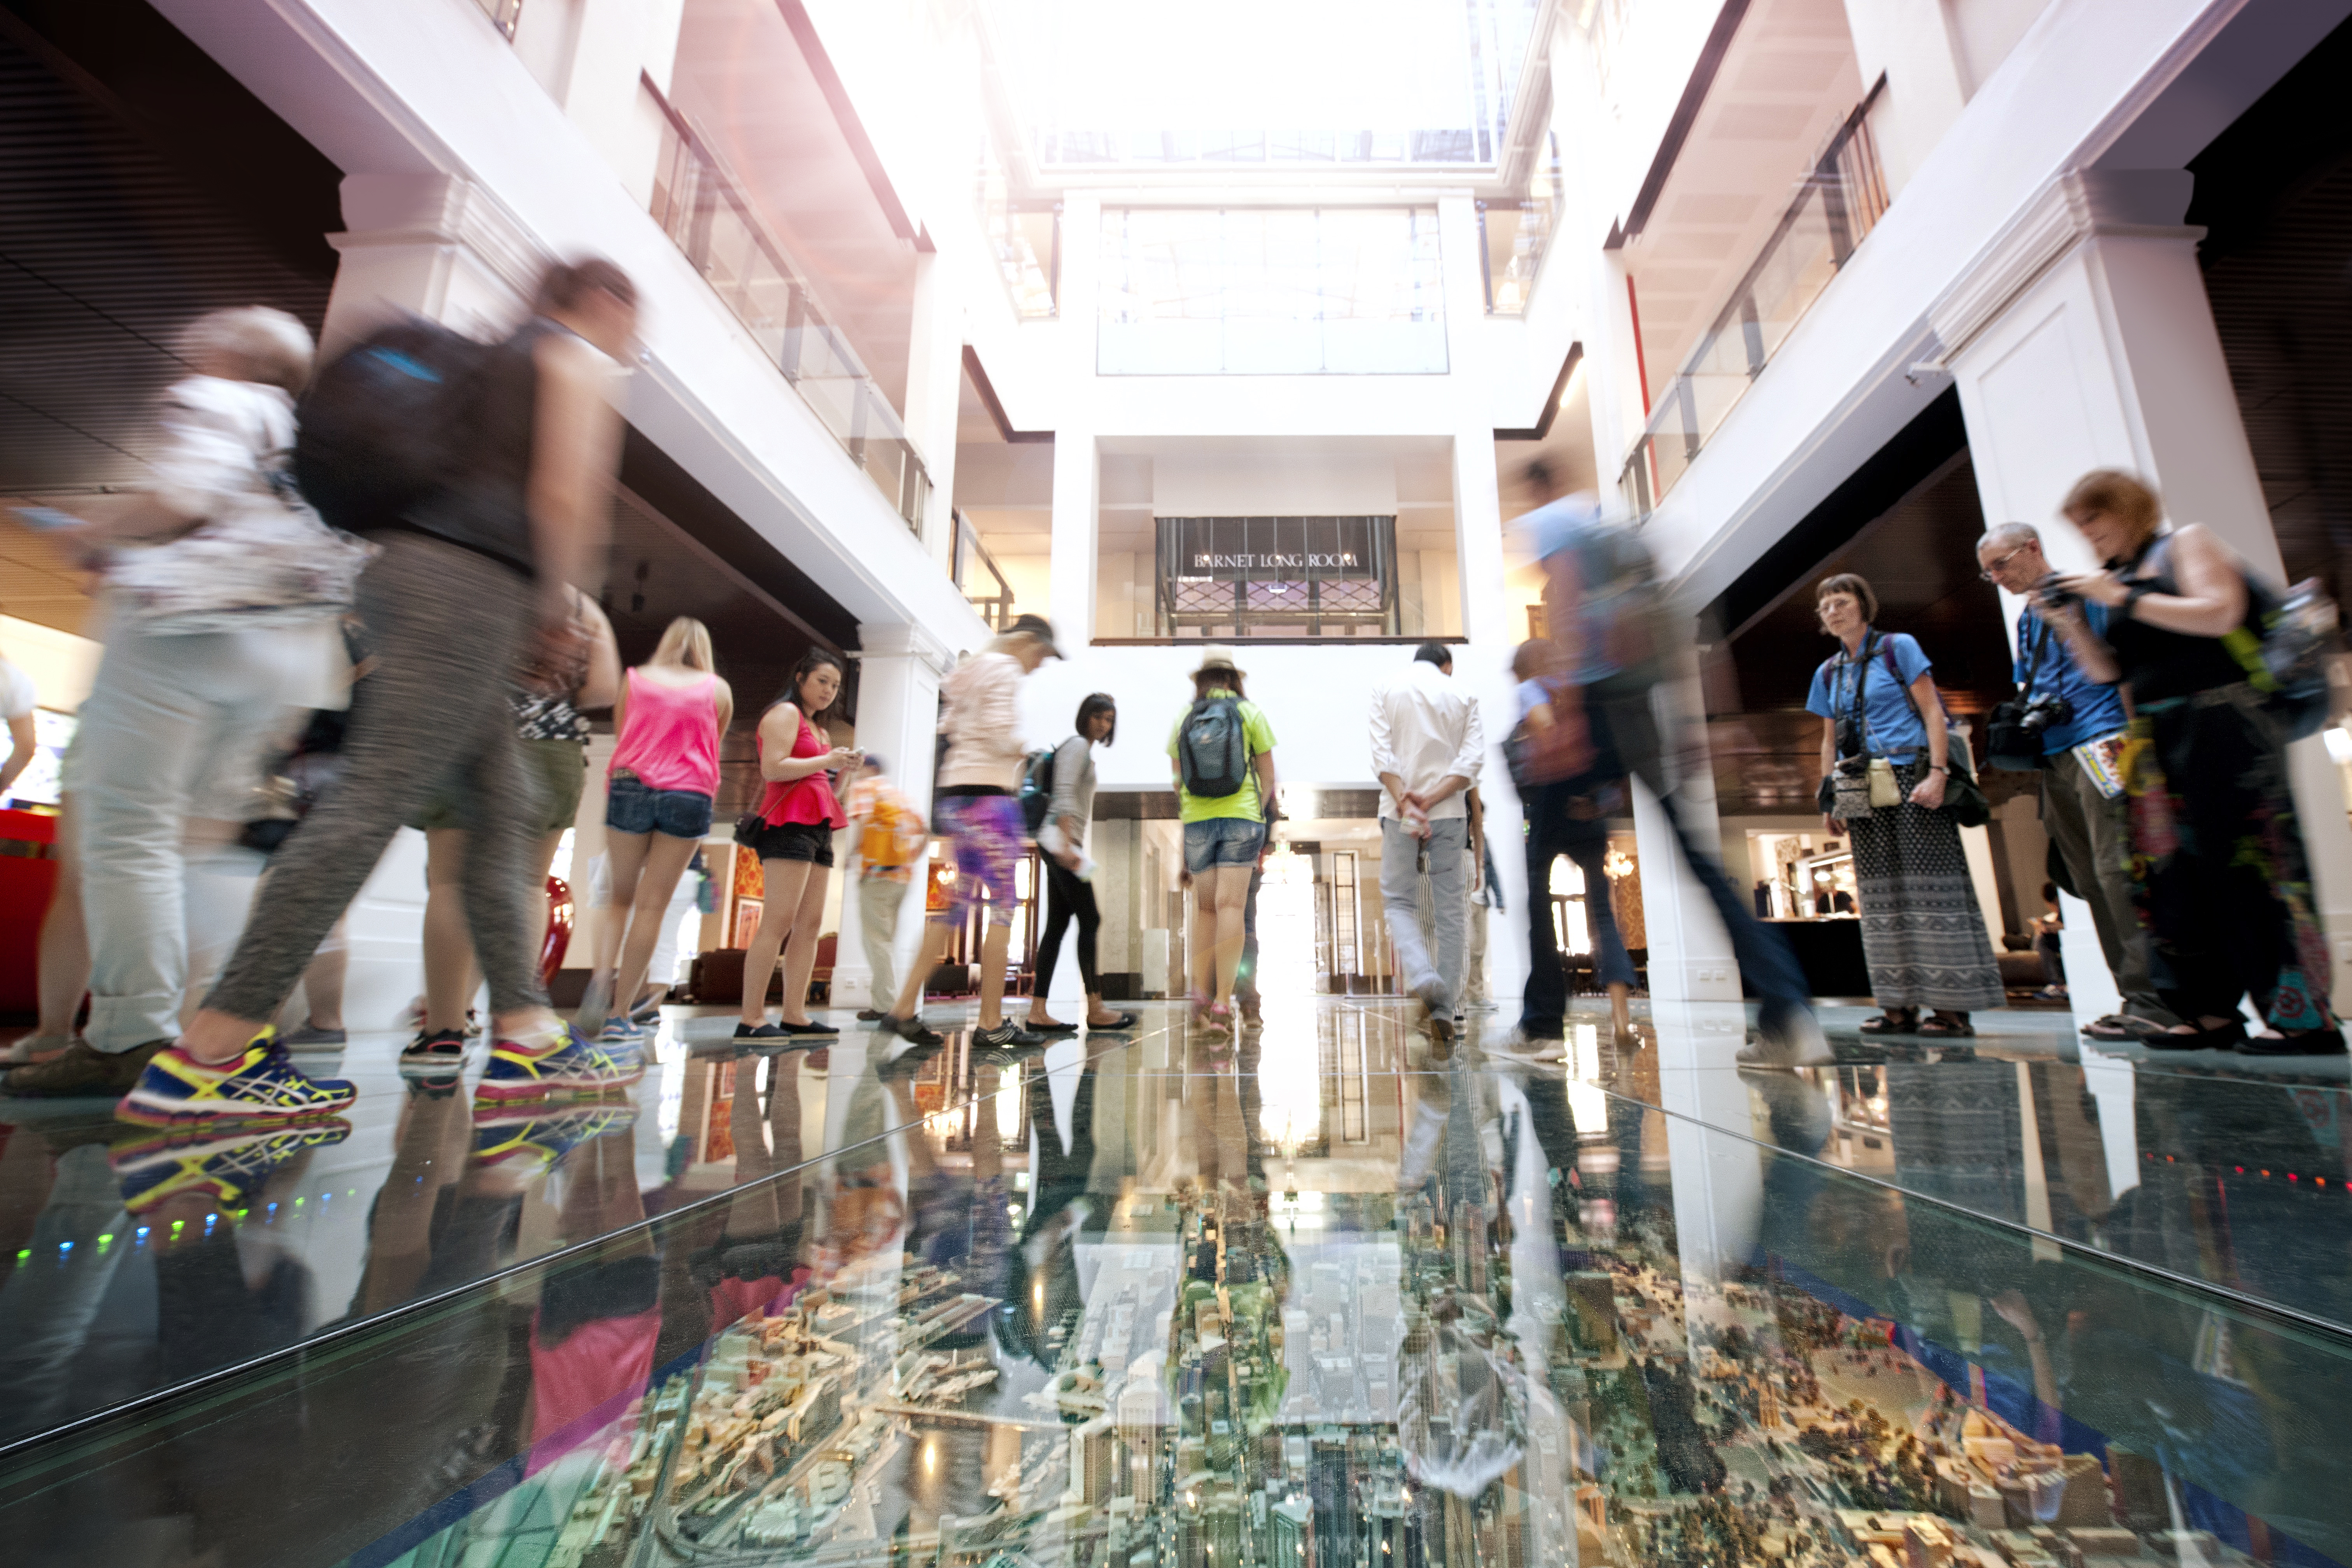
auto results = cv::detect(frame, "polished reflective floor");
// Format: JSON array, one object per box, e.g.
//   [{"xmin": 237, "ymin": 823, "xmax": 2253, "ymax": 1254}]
[{"xmin": 2, "ymin": 996, "xmax": 2348, "ymax": 1568}]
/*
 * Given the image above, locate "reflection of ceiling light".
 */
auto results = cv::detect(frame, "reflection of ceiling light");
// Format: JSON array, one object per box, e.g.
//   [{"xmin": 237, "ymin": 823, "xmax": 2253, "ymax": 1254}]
[{"xmin": 1603, "ymin": 848, "xmax": 1634, "ymax": 879}]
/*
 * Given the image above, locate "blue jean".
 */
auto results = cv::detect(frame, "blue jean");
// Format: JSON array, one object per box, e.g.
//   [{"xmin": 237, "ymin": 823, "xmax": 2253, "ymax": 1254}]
[
  {"xmin": 604, "ymin": 773, "xmax": 713, "ymax": 838},
  {"xmin": 69, "ymin": 615, "xmax": 323, "ymax": 1052},
  {"xmin": 1182, "ymin": 816, "xmax": 1264, "ymax": 874},
  {"xmin": 1379, "ymin": 816, "xmax": 1468, "ymax": 1009},
  {"xmin": 1521, "ymin": 785, "xmax": 1638, "ymax": 1040}
]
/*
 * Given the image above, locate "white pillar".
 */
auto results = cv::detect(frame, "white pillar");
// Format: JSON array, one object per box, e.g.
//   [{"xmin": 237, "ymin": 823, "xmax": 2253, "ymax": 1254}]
[
  {"xmin": 322, "ymin": 173, "xmax": 544, "ymax": 354},
  {"xmin": 1935, "ymin": 169, "xmax": 2352, "ymax": 1016},
  {"xmin": 831, "ymin": 624, "xmax": 947, "ymax": 1008},
  {"xmin": 1631, "ymin": 637, "xmax": 1742, "ymax": 1010},
  {"xmin": 903, "ymin": 249, "xmax": 964, "ymax": 574},
  {"xmin": 1048, "ymin": 197, "xmax": 1102, "ymax": 646}
]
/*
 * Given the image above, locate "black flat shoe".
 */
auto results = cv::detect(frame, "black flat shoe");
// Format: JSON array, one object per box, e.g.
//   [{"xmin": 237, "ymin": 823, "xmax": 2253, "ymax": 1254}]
[
  {"xmin": 1087, "ymin": 1012, "xmax": 1139, "ymax": 1031},
  {"xmin": 1027, "ymin": 1018, "xmax": 1081, "ymax": 1034},
  {"xmin": 2236, "ymin": 1027, "xmax": 2347, "ymax": 1057},
  {"xmin": 733, "ymin": 1022, "xmax": 786, "ymax": 1040},
  {"xmin": 780, "ymin": 1019, "xmax": 840, "ymax": 1036},
  {"xmin": 2145, "ymin": 1020, "xmax": 2245, "ymax": 1052}
]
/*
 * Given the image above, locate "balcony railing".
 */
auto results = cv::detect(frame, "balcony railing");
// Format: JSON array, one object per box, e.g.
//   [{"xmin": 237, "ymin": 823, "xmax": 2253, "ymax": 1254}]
[
  {"xmin": 472, "ymin": 0, "xmax": 523, "ymax": 39},
  {"xmin": 954, "ymin": 511, "xmax": 1017, "ymax": 630},
  {"xmin": 645, "ymin": 80, "xmax": 929, "ymax": 532},
  {"xmin": 1619, "ymin": 80, "xmax": 1890, "ymax": 518}
]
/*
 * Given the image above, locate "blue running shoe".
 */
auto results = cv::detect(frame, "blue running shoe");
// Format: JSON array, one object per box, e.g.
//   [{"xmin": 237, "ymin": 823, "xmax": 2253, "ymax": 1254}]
[
  {"xmin": 478, "ymin": 1024, "xmax": 642, "ymax": 1103},
  {"xmin": 597, "ymin": 1016, "xmax": 645, "ymax": 1045},
  {"xmin": 111, "ymin": 1118, "xmax": 354, "ymax": 1213},
  {"xmin": 117, "ymin": 1032, "xmax": 358, "ymax": 1127},
  {"xmin": 469, "ymin": 1102, "xmax": 639, "ymax": 1179}
]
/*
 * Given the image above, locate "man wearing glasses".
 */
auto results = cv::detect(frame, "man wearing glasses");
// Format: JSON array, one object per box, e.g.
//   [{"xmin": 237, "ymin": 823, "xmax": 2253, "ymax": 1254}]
[{"xmin": 1976, "ymin": 523, "xmax": 2180, "ymax": 1043}]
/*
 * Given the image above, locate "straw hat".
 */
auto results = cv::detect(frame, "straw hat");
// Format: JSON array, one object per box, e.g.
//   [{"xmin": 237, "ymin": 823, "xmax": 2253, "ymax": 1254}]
[{"xmin": 1190, "ymin": 644, "xmax": 1247, "ymax": 679}]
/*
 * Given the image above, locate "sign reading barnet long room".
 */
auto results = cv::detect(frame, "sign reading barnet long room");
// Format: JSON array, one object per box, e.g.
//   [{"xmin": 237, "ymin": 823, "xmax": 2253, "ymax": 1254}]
[{"xmin": 1158, "ymin": 517, "xmax": 1388, "ymax": 581}]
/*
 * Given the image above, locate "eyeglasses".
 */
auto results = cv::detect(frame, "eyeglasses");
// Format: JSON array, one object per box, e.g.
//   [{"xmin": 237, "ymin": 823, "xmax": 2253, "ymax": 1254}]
[{"xmin": 1978, "ymin": 546, "xmax": 2031, "ymax": 583}]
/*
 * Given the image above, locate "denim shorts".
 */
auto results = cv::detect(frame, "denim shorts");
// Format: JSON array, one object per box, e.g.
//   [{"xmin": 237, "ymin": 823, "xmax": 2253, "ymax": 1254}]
[
  {"xmin": 606, "ymin": 773, "xmax": 713, "ymax": 838},
  {"xmin": 1183, "ymin": 816, "xmax": 1265, "ymax": 875}
]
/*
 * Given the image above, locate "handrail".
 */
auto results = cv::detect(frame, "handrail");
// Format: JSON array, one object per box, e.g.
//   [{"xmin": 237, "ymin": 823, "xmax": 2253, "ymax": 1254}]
[
  {"xmin": 640, "ymin": 73, "xmax": 929, "ymax": 533},
  {"xmin": 954, "ymin": 510, "xmax": 1017, "ymax": 630},
  {"xmin": 1619, "ymin": 77, "xmax": 1890, "ymax": 518}
]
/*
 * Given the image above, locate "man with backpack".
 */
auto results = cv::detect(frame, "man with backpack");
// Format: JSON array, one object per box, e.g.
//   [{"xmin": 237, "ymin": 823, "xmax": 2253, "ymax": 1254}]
[
  {"xmin": 1168, "ymin": 647, "xmax": 1278, "ymax": 1036},
  {"xmin": 140, "ymin": 259, "xmax": 644, "ymax": 1124},
  {"xmin": 1506, "ymin": 460, "xmax": 1827, "ymax": 1069},
  {"xmin": 1369, "ymin": 641, "xmax": 1484, "ymax": 1056}
]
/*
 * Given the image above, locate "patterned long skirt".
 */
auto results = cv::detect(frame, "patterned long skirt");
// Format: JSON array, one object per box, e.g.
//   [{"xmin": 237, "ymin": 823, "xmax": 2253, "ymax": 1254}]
[
  {"xmin": 2124, "ymin": 685, "xmax": 2335, "ymax": 1030},
  {"xmin": 1846, "ymin": 760, "xmax": 2006, "ymax": 1011}
]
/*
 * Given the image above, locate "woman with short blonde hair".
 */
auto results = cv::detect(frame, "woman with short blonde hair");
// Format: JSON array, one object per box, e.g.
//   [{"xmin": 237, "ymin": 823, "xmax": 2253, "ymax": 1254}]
[{"xmin": 578, "ymin": 616, "xmax": 732, "ymax": 1043}]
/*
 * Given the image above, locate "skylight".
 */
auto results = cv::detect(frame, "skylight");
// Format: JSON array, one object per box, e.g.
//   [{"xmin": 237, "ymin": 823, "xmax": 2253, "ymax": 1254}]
[{"xmin": 990, "ymin": 0, "xmax": 1541, "ymax": 169}]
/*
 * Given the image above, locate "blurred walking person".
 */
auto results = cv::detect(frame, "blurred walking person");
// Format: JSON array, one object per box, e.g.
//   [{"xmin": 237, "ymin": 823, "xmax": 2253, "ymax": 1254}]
[
  {"xmin": 0, "ymin": 637, "xmax": 85, "ymax": 1068},
  {"xmin": 844, "ymin": 756, "xmax": 925, "ymax": 1023},
  {"xmin": 1512, "ymin": 462, "xmax": 1824, "ymax": 1066},
  {"xmin": 8, "ymin": 308, "xmax": 365, "ymax": 1100},
  {"xmin": 1171, "ymin": 646, "xmax": 1278, "ymax": 1038},
  {"xmin": 406, "ymin": 588, "xmax": 618, "ymax": 1073},
  {"xmin": 1370, "ymin": 640, "xmax": 1482, "ymax": 1057},
  {"xmin": 1510, "ymin": 638, "xmax": 1637, "ymax": 1051},
  {"xmin": 876, "ymin": 614, "xmax": 1062, "ymax": 1053},
  {"xmin": 578, "ymin": 616, "xmax": 728, "ymax": 1045},
  {"xmin": 1029, "ymin": 694, "xmax": 1134, "ymax": 1034},
  {"xmin": 2042, "ymin": 469, "xmax": 2343, "ymax": 1055},
  {"xmin": 735, "ymin": 649, "xmax": 852, "ymax": 1041},
  {"xmin": 160, "ymin": 260, "xmax": 642, "ymax": 1120}
]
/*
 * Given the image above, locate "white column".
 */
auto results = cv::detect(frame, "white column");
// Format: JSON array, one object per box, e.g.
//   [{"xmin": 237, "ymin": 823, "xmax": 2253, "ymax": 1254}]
[
  {"xmin": 322, "ymin": 173, "xmax": 544, "ymax": 354},
  {"xmin": 831, "ymin": 624, "xmax": 947, "ymax": 1007},
  {"xmin": 1935, "ymin": 169, "xmax": 2352, "ymax": 1016},
  {"xmin": 1631, "ymin": 636, "xmax": 1742, "ymax": 1012},
  {"xmin": 1048, "ymin": 197, "xmax": 1102, "ymax": 645},
  {"xmin": 903, "ymin": 249, "xmax": 964, "ymax": 574}
]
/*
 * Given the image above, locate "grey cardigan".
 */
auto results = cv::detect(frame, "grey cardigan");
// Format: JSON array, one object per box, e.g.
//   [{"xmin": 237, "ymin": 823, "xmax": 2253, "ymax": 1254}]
[{"xmin": 1046, "ymin": 734, "xmax": 1097, "ymax": 844}]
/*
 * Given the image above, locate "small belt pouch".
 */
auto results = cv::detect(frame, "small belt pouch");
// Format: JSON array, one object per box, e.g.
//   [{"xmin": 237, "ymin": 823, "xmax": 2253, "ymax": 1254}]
[
  {"xmin": 1832, "ymin": 760, "xmax": 1874, "ymax": 821},
  {"xmin": 1867, "ymin": 757, "xmax": 1901, "ymax": 808}
]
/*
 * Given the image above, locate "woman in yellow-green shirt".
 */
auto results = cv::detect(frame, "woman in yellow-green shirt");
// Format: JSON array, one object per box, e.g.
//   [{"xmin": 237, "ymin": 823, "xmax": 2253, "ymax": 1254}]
[{"xmin": 1166, "ymin": 646, "xmax": 1277, "ymax": 1034}]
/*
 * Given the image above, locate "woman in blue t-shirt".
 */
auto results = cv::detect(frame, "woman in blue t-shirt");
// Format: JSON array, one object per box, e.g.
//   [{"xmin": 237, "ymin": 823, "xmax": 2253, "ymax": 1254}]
[{"xmin": 1806, "ymin": 573, "xmax": 2002, "ymax": 1036}]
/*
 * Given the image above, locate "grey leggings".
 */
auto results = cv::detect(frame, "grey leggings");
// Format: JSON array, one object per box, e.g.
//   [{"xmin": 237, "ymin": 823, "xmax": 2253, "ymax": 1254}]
[{"xmin": 206, "ymin": 533, "xmax": 548, "ymax": 1022}]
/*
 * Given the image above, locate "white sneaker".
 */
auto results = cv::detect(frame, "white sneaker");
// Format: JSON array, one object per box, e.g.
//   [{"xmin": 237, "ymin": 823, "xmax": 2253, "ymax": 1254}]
[
  {"xmin": 1736, "ymin": 1012, "xmax": 1835, "ymax": 1069},
  {"xmin": 1482, "ymin": 1030, "xmax": 1565, "ymax": 1065}
]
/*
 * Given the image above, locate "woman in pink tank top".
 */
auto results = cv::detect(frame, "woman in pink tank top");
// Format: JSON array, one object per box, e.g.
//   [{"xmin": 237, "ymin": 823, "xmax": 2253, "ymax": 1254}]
[
  {"xmin": 579, "ymin": 616, "xmax": 732, "ymax": 1043},
  {"xmin": 734, "ymin": 649, "xmax": 858, "ymax": 1040}
]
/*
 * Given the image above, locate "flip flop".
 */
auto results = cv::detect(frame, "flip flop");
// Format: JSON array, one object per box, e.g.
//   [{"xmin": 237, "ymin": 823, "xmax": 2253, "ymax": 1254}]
[{"xmin": 1914, "ymin": 1016, "xmax": 1975, "ymax": 1038}]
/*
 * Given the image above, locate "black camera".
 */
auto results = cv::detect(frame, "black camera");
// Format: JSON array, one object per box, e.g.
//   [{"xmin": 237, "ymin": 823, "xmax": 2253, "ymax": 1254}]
[
  {"xmin": 2034, "ymin": 572, "xmax": 2080, "ymax": 614},
  {"xmin": 2017, "ymin": 691, "xmax": 2073, "ymax": 734}
]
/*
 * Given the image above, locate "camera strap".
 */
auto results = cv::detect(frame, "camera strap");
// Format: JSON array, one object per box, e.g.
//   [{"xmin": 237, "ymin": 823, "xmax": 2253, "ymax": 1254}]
[{"xmin": 2015, "ymin": 610, "xmax": 2051, "ymax": 698}]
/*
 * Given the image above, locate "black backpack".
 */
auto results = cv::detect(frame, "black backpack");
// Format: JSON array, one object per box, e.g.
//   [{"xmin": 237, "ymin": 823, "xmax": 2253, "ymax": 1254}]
[
  {"xmin": 1177, "ymin": 696, "xmax": 1249, "ymax": 798},
  {"xmin": 294, "ymin": 315, "xmax": 493, "ymax": 534},
  {"xmin": 1018, "ymin": 746, "xmax": 1058, "ymax": 834}
]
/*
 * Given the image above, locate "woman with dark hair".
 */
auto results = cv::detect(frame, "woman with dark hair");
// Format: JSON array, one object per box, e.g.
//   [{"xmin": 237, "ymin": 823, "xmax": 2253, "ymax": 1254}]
[
  {"xmin": 1029, "ymin": 693, "xmax": 1134, "ymax": 1033},
  {"xmin": 2041, "ymin": 469, "xmax": 2342, "ymax": 1054},
  {"xmin": 1807, "ymin": 572, "xmax": 2002, "ymax": 1036},
  {"xmin": 736, "ymin": 648, "xmax": 859, "ymax": 1040}
]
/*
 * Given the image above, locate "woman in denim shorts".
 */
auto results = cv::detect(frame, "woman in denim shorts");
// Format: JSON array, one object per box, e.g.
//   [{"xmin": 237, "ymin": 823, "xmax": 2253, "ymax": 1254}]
[
  {"xmin": 1167, "ymin": 646, "xmax": 1277, "ymax": 1035},
  {"xmin": 578, "ymin": 617, "xmax": 731, "ymax": 1042}
]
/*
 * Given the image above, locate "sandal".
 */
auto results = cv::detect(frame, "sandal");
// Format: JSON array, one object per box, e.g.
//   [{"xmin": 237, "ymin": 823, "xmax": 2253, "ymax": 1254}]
[
  {"xmin": 1857, "ymin": 1011, "xmax": 1919, "ymax": 1035},
  {"xmin": 1915, "ymin": 1014, "xmax": 1975, "ymax": 1038},
  {"xmin": 2081, "ymin": 1014, "xmax": 2171, "ymax": 1043},
  {"xmin": 2235, "ymin": 1026, "xmax": 2347, "ymax": 1057},
  {"xmin": 2146, "ymin": 1020, "xmax": 2245, "ymax": 1052}
]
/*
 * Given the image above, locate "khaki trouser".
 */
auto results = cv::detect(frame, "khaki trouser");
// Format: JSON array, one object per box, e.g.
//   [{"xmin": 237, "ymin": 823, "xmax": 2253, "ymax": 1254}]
[
  {"xmin": 859, "ymin": 872, "xmax": 908, "ymax": 1006},
  {"xmin": 2042, "ymin": 745, "xmax": 2178, "ymax": 1026}
]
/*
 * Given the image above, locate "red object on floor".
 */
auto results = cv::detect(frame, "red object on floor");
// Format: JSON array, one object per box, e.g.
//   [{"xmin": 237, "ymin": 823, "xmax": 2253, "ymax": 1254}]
[
  {"xmin": 541, "ymin": 875, "xmax": 573, "ymax": 990},
  {"xmin": 0, "ymin": 809, "xmax": 60, "ymax": 1014}
]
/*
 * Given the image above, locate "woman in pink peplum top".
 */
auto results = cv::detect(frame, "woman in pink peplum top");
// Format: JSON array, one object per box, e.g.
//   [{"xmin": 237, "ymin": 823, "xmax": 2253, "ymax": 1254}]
[
  {"xmin": 579, "ymin": 616, "xmax": 731, "ymax": 1043},
  {"xmin": 734, "ymin": 648, "xmax": 858, "ymax": 1040}
]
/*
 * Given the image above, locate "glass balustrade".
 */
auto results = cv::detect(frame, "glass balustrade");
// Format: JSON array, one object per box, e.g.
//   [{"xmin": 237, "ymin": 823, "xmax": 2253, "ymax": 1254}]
[
  {"xmin": 1620, "ymin": 86, "xmax": 1891, "ymax": 518},
  {"xmin": 649, "ymin": 102, "xmax": 930, "ymax": 532}
]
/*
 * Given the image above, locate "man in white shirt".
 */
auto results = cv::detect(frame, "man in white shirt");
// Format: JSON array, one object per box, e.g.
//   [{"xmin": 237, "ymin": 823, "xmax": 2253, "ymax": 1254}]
[{"xmin": 1369, "ymin": 642, "xmax": 1482, "ymax": 1057}]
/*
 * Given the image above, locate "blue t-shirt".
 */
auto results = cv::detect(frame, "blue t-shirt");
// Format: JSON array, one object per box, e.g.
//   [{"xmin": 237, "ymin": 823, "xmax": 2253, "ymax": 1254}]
[
  {"xmin": 2012, "ymin": 606, "xmax": 2126, "ymax": 753},
  {"xmin": 1806, "ymin": 632, "xmax": 1933, "ymax": 758}
]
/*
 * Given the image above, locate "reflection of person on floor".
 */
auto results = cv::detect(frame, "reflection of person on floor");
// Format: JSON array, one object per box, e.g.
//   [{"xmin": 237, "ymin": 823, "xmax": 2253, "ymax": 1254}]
[
  {"xmin": 1001, "ymin": 1051, "xmax": 1101, "ymax": 1366},
  {"xmin": 693, "ymin": 1051, "xmax": 812, "ymax": 1328},
  {"xmin": 522, "ymin": 1122, "xmax": 658, "ymax": 1475}
]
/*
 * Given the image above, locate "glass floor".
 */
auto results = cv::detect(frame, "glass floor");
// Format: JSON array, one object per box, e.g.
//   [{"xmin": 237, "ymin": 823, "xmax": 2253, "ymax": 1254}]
[{"xmin": 1, "ymin": 999, "xmax": 2348, "ymax": 1567}]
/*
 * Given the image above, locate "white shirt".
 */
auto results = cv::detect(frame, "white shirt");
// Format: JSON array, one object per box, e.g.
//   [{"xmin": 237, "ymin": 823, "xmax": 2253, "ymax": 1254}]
[{"xmin": 1368, "ymin": 658, "xmax": 1483, "ymax": 821}]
